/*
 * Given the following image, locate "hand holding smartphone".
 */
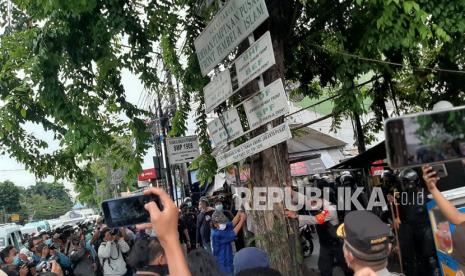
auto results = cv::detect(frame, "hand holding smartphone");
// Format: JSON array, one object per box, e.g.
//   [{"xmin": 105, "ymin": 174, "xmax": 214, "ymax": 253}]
[
  {"xmin": 385, "ymin": 105, "xmax": 465, "ymax": 169},
  {"xmin": 101, "ymin": 192, "xmax": 163, "ymax": 228}
]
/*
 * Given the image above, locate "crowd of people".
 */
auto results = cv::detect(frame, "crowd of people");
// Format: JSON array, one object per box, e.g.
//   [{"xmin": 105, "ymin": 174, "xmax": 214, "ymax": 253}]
[{"xmin": 0, "ymin": 164, "xmax": 464, "ymax": 276}]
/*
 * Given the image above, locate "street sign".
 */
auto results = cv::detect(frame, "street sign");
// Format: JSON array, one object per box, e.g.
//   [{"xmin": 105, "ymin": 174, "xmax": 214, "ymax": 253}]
[
  {"xmin": 243, "ymin": 78, "xmax": 289, "ymax": 130},
  {"xmin": 110, "ymin": 168, "xmax": 126, "ymax": 186},
  {"xmin": 208, "ymin": 107, "xmax": 244, "ymax": 146},
  {"xmin": 204, "ymin": 69, "xmax": 233, "ymax": 113},
  {"xmin": 234, "ymin": 31, "xmax": 275, "ymax": 89},
  {"xmin": 166, "ymin": 136, "xmax": 200, "ymax": 164},
  {"xmin": 10, "ymin": 214, "xmax": 19, "ymax": 222},
  {"xmin": 194, "ymin": 0, "xmax": 269, "ymax": 76},
  {"xmin": 138, "ymin": 168, "xmax": 157, "ymax": 181},
  {"xmin": 215, "ymin": 122, "xmax": 292, "ymax": 169}
]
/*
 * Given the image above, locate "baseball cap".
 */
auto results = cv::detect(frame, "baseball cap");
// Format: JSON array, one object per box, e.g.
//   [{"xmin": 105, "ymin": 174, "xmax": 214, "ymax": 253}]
[
  {"xmin": 211, "ymin": 211, "xmax": 228, "ymax": 224},
  {"xmin": 452, "ymin": 223, "xmax": 465, "ymax": 266},
  {"xmin": 233, "ymin": 247, "xmax": 270, "ymax": 274},
  {"xmin": 337, "ymin": 211, "xmax": 390, "ymax": 261}
]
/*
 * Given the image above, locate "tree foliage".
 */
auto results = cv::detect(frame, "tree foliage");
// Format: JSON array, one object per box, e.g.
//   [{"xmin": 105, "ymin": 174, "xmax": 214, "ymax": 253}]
[
  {"xmin": 0, "ymin": 0, "xmax": 154, "ymax": 187},
  {"xmin": 75, "ymin": 135, "xmax": 139, "ymax": 207},
  {"xmin": 0, "ymin": 180, "xmax": 72, "ymax": 221},
  {"xmin": 0, "ymin": 180, "xmax": 22, "ymax": 213}
]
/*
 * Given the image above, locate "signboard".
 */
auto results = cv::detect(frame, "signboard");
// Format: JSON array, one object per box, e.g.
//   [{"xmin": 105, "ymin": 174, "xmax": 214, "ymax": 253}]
[
  {"xmin": 216, "ymin": 123, "xmax": 292, "ymax": 169},
  {"xmin": 204, "ymin": 69, "xmax": 233, "ymax": 113},
  {"xmin": 208, "ymin": 108, "xmax": 244, "ymax": 146},
  {"xmin": 110, "ymin": 168, "xmax": 126, "ymax": 186},
  {"xmin": 138, "ymin": 168, "xmax": 157, "ymax": 181},
  {"xmin": 243, "ymin": 78, "xmax": 289, "ymax": 130},
  {"xmin": 234, "ymin": 31, "xmax": 275, "ymax": 88},
  {"xmin": 194, "ymin": 0, "xmax": 269, "ymax": 76},
  {"xmin": 10, "ymin": 214, "xmax": 19, "ymax": 222},
  {"xmin": 166, "ymin": 136, "xmax": 200, "ymax": 164}
]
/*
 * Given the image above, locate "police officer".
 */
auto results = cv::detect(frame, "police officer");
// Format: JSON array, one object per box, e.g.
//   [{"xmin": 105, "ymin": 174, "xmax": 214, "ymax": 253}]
[
  {"xmin": 337, "ymin": 211, "xmax": 401, "ymax": 275},
  {"xmin": 396, "ymin": 169, "xmax": 438, "ymax": 276},
  {"xmin": 286, "ymin": 193, "xmax": 352, "ymax": 276}
]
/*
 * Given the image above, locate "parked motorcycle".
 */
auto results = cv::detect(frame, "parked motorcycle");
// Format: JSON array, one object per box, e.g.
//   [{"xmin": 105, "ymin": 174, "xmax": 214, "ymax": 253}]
[{"xmin": 300, "ymin": 224, "xmax": 314, "ymax": 258}]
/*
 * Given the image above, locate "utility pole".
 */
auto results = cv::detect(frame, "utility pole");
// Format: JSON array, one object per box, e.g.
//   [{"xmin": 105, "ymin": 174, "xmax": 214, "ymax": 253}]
[{"xmin": 155, "ymin": 87, "xmax": 175, "ymax": 199}]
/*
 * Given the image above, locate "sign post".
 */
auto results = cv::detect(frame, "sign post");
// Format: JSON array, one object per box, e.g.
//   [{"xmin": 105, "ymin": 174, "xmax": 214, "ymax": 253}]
[
  {"xmin": 216, "ymin": 123, "xmax": 292, "ymax": 169},
  {"xmin": 204, "ymin": 69, "xmax": 234, "ymax": 113},
  {"xmin": 207, "ymin": 107, "xmax": 244, "ymax": 146},
  {"xmin": 243, "ymin": 78, "xmax": 289, "ymax": 130},
  {"xmin": 166, "ymin": 136, "xmax": 201, "ymax": 164},
  {"xmin": 234, "ymin": 31, "xmax": 276, "ymax": 88},
  {"xmin": 194, "ymin": 0, "xmax": 269, "ymax": 76}
]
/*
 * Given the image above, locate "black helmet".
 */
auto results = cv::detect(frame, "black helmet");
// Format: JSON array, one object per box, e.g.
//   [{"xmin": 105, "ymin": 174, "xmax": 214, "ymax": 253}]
[
  {"xmin": 381, "ymin": 170, "xmax": 395, "ymax": 180},
  {"xmin": 340, "ymin": 173, "xmax": 354, "ymax": 187},
  {"xmin": 399, "ymin": 169, "xmax": 419, "ymax": 182},
  {"xmin": 399, "ymin": 169, "xmax": 419, "ymax": 191}
]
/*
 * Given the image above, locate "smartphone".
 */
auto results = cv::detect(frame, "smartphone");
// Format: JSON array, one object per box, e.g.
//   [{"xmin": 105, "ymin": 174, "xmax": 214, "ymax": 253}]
[
  {"xmin": 432, "ymin": 164, "xmax": 448, "ymax": 178},
  {"xmin": 101, "ymin": 193, "xmax": 163, "ymax": 228},
  {"xmin": 385, "ymin": 105, "xmax": 465, "ymax": 168}
]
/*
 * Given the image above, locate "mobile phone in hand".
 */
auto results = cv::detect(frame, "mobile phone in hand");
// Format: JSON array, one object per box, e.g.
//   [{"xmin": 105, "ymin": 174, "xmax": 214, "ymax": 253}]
[
  {"xmin": 101, "ymin": 193, "xmax": 163, "ymax": 228},
  {"xmin": 385, "ymin": 105, "xmax": 465, "ymax": 169}
]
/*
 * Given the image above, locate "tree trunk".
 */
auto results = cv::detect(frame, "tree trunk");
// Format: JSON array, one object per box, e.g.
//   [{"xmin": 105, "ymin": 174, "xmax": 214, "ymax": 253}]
[
  {"xmin": 239, "ymin": 1, "xmax": 302, "ymax": 275},
  {"xmin": 353, "ymin": 111, "xmax": 366, "ymax": 153}
]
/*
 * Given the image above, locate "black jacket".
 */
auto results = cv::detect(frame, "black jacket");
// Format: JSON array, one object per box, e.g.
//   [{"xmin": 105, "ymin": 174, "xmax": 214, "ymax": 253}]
[{"xmin": 196, "ymin": 209, "xmax": 214, "ymax": 244}]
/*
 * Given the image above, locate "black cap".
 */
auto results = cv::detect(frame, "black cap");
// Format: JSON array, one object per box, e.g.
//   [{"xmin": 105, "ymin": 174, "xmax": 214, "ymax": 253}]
[{"xmin": 337, "ymin": 211, "xmax": 390, "ymax": 261}]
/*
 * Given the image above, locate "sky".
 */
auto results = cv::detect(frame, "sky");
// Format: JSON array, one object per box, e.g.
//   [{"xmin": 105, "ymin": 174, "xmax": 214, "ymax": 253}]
[{"xmin": 0, "ymin": 69, "xmax": 160, "ymax": 197}]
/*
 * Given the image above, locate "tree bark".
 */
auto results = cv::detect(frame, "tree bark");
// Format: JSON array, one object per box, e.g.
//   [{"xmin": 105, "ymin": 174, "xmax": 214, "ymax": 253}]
[
  {"xmin": 353, "ymin": 111, "xmax": 366, "ymax": 153},
  {"xmin": 238, "ymin": 1, "xmax": 302, "ymax": 275}
]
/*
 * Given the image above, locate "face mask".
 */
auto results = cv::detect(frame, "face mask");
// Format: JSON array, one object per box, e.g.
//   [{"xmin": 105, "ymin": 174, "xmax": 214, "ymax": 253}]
[
  {"xmin": 218, "ymin": 224, "xmax": 227, "ymax": 231},
  {"xmin": 215, "ymin": 204, "xmax": 223, "ymax": 211},
  {"xmin": 13, "ymin": 256, "xmax": 22, "ymax": 266},
  {"xmin": 187, "ymin": 202, "xmax": 192, "ymax": 207}
]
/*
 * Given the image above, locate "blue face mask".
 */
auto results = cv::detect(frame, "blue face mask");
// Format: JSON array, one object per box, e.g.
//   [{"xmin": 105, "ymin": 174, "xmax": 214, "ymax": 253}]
[
  {"xmin": 215, "ymin": 204, "xmax": 223, "ymax": 211},
  {"xmin": 13, "ymin": 256, "xmax": 22, "ymax": 266}
]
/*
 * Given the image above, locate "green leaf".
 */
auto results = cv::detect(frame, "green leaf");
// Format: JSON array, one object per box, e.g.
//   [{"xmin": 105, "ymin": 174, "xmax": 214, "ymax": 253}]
[
  {"xmin": 20, "ymin": 108, "xmax": 27, "ymax": 118},
  {"xmin": 403, "ymin": 1, "xmax": 413, "ymax": 13}
]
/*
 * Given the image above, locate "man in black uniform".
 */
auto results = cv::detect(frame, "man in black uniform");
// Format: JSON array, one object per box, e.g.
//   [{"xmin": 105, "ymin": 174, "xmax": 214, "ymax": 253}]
[
  {"xmin": 286, "ymin": 192, "xmax": 352, "ymax": 276},
  {"xmin": 196, "ymin": 197, "xmax": 215, "ymax": 253},
  {"xmin": 396, "ymin": 169, "xmax": 438, "ymax": 276}
]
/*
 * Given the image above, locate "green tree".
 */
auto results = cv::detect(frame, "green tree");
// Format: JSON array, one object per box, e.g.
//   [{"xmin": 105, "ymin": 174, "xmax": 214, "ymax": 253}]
[
  {"xmin": 20, "ymin": 181, "xmax": 73, "ymax": 219},
  {"xmin": 21, "ymin": 194, "xmax": 72, "ymax": 220},
  {"xmin": 0, "ymin": 180, "xmax": 22, "ymax": 213},
  {"xmin": 3, "ymin": 0, "xmax": 465, "ymax": 274},
  {"xmin": 75, "ymin": 135, "xmax": 140, "ymax": 208}
]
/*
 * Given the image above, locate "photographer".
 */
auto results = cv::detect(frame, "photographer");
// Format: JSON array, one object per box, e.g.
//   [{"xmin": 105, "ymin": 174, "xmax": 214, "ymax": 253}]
[
  {"xmin": 69, "ymin": 232, "xmax": 97, "ymax": 276},
  {"xmin": 34, "ymin": 243, "xmax": 71, "ymax": 274},
  {"xmin": 0, "ymin": 246, "xmax": 30, "ymax": 276},
  {"xmin": 97, "ymin": 228, "xmax": 130, "ymax": 276}
]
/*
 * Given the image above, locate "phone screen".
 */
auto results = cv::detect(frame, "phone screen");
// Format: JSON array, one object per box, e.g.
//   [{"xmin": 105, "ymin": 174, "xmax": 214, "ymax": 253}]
[
  {"xmin": 385, "ymin": 106, "xmax": 465, "ymax": 168},
  {"xmin": 101, "ymin": 193, "xmax": 161, "ymax": 228}
]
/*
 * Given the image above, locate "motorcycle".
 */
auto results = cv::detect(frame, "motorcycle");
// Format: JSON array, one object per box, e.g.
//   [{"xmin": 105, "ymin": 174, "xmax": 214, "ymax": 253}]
[{"xmin": 300, "ymin": 224, "xmax": 314, "ymax": 258}]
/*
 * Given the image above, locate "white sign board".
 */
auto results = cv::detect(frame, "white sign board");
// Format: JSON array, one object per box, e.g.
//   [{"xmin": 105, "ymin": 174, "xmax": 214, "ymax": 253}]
[
  {"xmin": 234, "ymin": 31, "xmax": 275, "ymax": 88},
  {"xmin": 194, "ymin": 0, "xmax": 269, "ymax": 76},
  {"xmin": 244, "ymin": 78, "xmax": 289, "ymax": 129},
  {"xmin": 166, "ymin": 136, "xmax": 200, "ymax": 164},
  {"xmin": 110, "ymin": 168, "xmax": 126, "ymax": 186},
  {"xmin": 204, "ymin": 69, "xmax": 233, "ymax": 113},
  {"xmin": 216, "ymin": 123, "xmax": 292, "ymax": 169},
  {"xmin": 208, "ymin": 108, "xmax": 244, "ymax": 146}
]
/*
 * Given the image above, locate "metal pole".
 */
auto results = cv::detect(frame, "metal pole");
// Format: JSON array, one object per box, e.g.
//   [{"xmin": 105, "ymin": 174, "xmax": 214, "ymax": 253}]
[
  {"xmin": 155, "ymin": 88, "xmax": 175, "ymax": 199},
  {"xmin": 389, "ymin": 200, "xmax": 404, "ymax": 274}
]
